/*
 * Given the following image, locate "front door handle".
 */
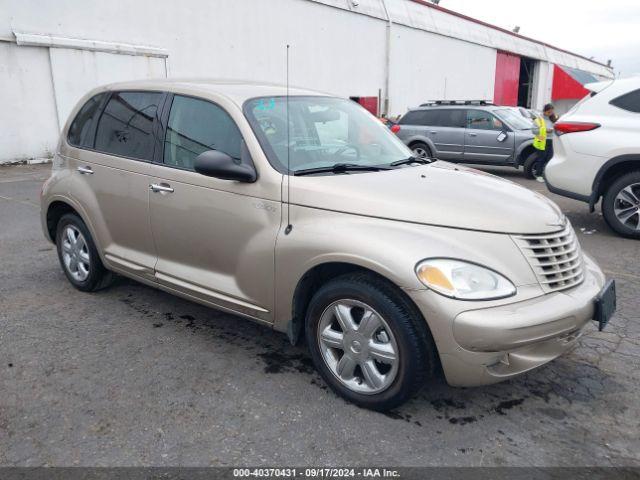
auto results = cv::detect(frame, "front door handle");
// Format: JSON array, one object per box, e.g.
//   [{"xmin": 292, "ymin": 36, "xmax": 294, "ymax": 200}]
[
  {"xmin": 77, "ymin": 166, "xmax": 94, "ymax": 175},
  {"xmin": 468, "ymin": 132, "xmax": 478, "ymax": 137},
  {"xmin": 150, "ymin": 183, "xmax": 174, "ymax": 193}
]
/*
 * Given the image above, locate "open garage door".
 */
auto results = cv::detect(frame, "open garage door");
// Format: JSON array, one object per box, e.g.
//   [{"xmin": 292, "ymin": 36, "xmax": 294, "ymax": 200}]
[{"xmin": 494, "ymin": 51, "xmax": 520, "ymax": 106}]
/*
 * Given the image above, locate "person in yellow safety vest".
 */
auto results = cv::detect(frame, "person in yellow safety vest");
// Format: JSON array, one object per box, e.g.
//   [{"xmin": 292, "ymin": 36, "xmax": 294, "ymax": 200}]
[
  {"xmin": 533, "ymin": 114, "xmax": 547, "ymax": 151},
  {"xmin": 525, "ymin": 113, "xmax": 549, "ymax": 180}
]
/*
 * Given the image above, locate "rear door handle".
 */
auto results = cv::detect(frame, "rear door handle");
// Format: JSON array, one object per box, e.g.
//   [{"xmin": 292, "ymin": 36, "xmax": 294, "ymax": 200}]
[
  {"xmin": 468, "ymin": 133, "xmax": 477, "ymax": 137},
  {"xmin": 429, "ymin": 130, "xmax": 437, "ymax": 134},
  {"xmin": 77, "ymin": 166, "xmax": 94, "ymax": 175},
  {"xmin": 150, "ymin": 183, "xmax": 174, "ymax": 193}
]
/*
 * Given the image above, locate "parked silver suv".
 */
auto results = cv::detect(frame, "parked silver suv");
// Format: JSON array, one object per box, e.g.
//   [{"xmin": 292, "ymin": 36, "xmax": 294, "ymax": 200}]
[
  {"xmin": 41, "ymin": 81, "xmax": 615, "ymax": 411},
  {"xmin": 394, "ymin": 102, "xmax": 537, "ymax": 171}
]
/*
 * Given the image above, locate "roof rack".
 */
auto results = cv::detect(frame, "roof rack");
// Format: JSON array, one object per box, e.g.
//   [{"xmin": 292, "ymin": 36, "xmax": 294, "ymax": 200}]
[{"xmin": 419, "ymin": 100, "xmax": 495, "ymax": 107}]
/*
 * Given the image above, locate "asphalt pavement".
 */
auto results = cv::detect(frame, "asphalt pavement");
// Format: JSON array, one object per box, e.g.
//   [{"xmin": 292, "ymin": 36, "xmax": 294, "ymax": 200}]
[{"xmin": 0, "ymin": 163, "xmax": 638, "ymax": 466}]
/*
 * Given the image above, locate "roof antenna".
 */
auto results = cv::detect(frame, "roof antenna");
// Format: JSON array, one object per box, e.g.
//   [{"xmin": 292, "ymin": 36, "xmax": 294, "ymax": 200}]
[{"xmin": 284, "ymin": 44, "xmax": 293, "ymax": 235}]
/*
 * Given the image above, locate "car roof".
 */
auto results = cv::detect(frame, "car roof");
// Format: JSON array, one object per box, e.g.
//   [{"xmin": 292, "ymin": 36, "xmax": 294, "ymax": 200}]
[
  {"xmin": 91, "ymin": 78, "xmax": 330, "ymax": 106},
  {"xmin": 410, "ymin": 104, "xmax": 504, "ymax": 112},
  {"xmin": 585, "ymin": 76, "xmax": 640, "ymax": 94},
  {"xmin": 407, "ymin": 103, "xmax": 513, "ymax": 113}
]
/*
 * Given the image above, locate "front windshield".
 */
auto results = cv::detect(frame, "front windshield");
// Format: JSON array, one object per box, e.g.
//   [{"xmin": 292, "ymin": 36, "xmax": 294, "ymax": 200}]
[
  {"xmin": 244, "ymin": 96, "xmax": 413, "ymax": 173},
  {"xmin": 494, "ymin": 108, "xmax": 535, "ymax": 130}
]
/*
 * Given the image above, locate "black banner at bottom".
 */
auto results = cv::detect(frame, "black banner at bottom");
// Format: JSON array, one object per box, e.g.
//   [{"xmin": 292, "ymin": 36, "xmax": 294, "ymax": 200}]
[{"xmin": 0, "ymin": 467, "xmax": 638, "ymax": 480}]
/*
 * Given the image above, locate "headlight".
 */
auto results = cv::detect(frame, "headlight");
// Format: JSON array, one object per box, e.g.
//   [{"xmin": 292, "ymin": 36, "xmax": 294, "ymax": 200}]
[{"xmin": 415, "ymin": 258, "xmax": 516, "ymax": 300}]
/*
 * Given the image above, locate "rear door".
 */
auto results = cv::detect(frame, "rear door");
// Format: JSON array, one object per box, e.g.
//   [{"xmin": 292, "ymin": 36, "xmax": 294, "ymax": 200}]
[
  {"xmin": 464, "ymin": 109, "xmax": 515, "ymax": 163},
  {"xmin": 429, "ymin": 109, "xmax": 466, "ymax": 161},
  {"xmin": 66, "ymin": 90, "xmax": 163, "ymax": 280}
]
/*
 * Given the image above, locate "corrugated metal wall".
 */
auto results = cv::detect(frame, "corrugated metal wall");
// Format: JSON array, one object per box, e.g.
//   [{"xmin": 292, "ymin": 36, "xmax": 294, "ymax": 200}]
[{"xmin": 0, "ymin": 0, "xmax": 613, "ymax": 162}]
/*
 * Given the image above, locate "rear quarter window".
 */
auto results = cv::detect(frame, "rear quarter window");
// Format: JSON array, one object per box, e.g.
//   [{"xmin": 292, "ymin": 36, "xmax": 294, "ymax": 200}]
[
  {"xmin": 67, "ymin": 93, "xmax": 107, "ymax": 148},
  {"xmin": 399, "ymin": 110, "xmax": 440, "ymax": 126},
  {"xmin": 610, "ymin": 89, "xmax": 640, "ymax": 113}
]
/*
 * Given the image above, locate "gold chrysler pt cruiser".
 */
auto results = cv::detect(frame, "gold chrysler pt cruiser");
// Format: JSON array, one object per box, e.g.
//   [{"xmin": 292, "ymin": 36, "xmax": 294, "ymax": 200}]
[{"xmin": 41, "ymin": 80, "xmax": 616, "ymax": 410}]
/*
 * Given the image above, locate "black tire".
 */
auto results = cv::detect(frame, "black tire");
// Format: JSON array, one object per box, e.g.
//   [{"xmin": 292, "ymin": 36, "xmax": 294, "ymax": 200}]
[
  {"xmin": 410, "ymin": 141, "xmax": 432, "ymax": 159},
  {"xmin": 304, "ymin": 272, "xmax": 437, "ymax": 411},
  {"xmin": 55, "ymin": 213, "xmax": 113, "ymax": 291},
  {"xmin": 523, "ymin": 151, "xmax": 543, "ymax": 179},
  {"xmin": 602, "ymin": 171, "xmax": 640, "ymax": 239}
]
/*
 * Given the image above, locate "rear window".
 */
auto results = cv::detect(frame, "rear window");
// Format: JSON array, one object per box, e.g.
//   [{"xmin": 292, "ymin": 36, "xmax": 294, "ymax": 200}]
[
  {"xmin": 610, "ymin": 89, "xmax": 640, "ymax": 113},
  {"xmin": 67, "ymin": 93, "xmax": 107, "ymax": 148},
  {"xmin": 94, "ymin": 91, "xmax": 163, "ymax": 161}
]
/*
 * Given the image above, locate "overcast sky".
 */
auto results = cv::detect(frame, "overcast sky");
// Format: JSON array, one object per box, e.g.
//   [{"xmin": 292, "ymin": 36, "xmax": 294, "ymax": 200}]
[{"xmin": 439, "ymin": 0, "xmax": 640, "ymax": 77}]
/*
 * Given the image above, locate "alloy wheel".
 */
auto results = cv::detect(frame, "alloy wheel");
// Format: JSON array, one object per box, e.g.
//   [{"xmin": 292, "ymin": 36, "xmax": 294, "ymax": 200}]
[
  {"xmin": 317, "ymin": 299, "xmax": 399, "ymax": 395},
  {"xmin": 614, "ymin": 183, "xmax": 640, "ymax": 231},
  {"xmin": 61, "ymin": 225, "xmax": 91, "ymax": 282},
  {"xmin": 413, "ymin": 147, "xmax": 428, "ymax": 158}
]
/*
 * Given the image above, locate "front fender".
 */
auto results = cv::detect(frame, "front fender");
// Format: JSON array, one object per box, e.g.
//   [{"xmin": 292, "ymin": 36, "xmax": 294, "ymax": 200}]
[{"xmin": 273, "ymin": 205, "xmax": 539, "ymax": 335}]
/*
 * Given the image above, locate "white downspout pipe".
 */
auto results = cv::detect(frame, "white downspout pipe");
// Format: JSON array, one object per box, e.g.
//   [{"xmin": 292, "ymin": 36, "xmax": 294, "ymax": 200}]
[{"xmin": 381, "ymin": 0, "xmax": 392, "ymax": 116}]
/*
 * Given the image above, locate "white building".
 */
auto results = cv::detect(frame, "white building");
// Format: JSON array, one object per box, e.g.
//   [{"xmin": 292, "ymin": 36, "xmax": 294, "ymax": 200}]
[{"xmin": 0, "ymin": 0, "xmax": 614, "ymax": 163}]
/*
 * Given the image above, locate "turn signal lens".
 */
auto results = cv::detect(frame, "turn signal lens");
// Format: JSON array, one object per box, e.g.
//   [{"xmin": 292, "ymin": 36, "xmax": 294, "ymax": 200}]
[
  {"xmin": 419, "ymin": 265, "xmax": 454, "ymax": 293},
  {"xmin": 416, "ymin": 259, "xmax": 516, "ymax": 300},
  {"xmin": 554, "ymin": 122, "xmax": 600, "ymax": 135},
  {"xmin": 391, "ymin": 124, "xmax": 401, "ymax": 134}
]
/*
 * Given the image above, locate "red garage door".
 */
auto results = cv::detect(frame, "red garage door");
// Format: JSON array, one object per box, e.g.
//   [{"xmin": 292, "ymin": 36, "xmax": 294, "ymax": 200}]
[
  {"xmin": 494, "ymin": 51, "xmax": 520, "ymax": 106},
  {"xmin": 350, "ymin": 96, "xmax": 379, "ymax": 116}
]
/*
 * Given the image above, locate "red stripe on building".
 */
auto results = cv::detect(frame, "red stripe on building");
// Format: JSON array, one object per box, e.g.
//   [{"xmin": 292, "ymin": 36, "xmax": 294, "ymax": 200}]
[{"xmin": 552, "ymin": 65, "xmax": 590, "ymax": 101}]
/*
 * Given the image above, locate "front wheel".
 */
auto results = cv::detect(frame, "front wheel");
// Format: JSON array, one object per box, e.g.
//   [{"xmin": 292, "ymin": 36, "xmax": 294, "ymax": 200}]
[
  {"xmin": 602, "ymin": 171, "xmax": 640, "ymax": 239},
  {"xmin": 305, "ymin": 273, "xmax": 437, "ymax": 411},
  {"xmin": 523, "ymin": 151, "xmax": 544, "ymax": 179}
]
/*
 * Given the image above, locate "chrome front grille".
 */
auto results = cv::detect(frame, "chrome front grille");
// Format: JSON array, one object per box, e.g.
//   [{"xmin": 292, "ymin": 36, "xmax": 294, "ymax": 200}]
[{"xmin": 513, "ymin": 223, "xmax": 585, "ymax": 293}]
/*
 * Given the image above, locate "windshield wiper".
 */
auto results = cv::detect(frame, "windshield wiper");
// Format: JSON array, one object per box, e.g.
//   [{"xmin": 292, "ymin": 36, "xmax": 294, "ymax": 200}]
[
  {"xmin": 293, "ymin": 163, "xmax": 391, "ymax": 176},
  {"xmin": 389, "ymin": 156, "xmax": 433, "ymax": 167}
]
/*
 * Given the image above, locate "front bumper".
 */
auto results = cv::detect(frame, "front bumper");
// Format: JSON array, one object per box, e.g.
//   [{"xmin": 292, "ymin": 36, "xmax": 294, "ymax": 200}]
[{"xmin": 407, "ymin": 254, "xmax": 606, "ymax": 387}]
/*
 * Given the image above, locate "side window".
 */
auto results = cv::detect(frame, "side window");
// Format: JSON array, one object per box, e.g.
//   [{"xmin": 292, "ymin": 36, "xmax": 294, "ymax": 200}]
[
  {"xmin": 438, "ymin": 109, "xmax": 466, "ymax": 128},
  {"xmin": 610, "ymin": 89, "xmax": 640, "ymax": 113},
  {"xmin": 94, "ymin": 91, "xmax": 162, "ymax": 161},
  {"xmin": 467, "ymin": 110, "xmax": 503, "ymax": 131},
  {"xmin": 399, "ymin": 110, "xmax": 424, "ymax": 125},
  {"xmin": 164, "ymin": 95, "xmax": 243, "ymax": 170},
  {"xmin": 420, "ymin": 110, "xmax": 440, "ymax": 126},
  {"xmin": 67, "ymin": 93, "xmax": 106, "ymax": 148},
  {"xmin": 399, "ymin": 110, "xmax": 439, "ymax": 126}
]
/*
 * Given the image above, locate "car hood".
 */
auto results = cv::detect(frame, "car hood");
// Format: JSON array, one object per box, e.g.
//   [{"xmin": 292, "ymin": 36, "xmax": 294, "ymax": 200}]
[{"xmin": 289, "ymin": 162, "xmax": 565, "ymax": 234}]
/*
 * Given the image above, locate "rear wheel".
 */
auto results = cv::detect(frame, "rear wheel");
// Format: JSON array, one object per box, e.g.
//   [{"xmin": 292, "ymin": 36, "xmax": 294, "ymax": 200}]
[
  {"xmin": 305, "ymin": 273, "xmax": 437, "ymax": 411},
  {"xmin": 55, "ymin": 213, "xmax": 113, "ymax": 291},
  {"xmin": 602, "ymin": 171, "xmax": 640, "ymax": 239},
  {"xmin": 410, "ymin": 142, "xmax": 432, "ymax": 159}
]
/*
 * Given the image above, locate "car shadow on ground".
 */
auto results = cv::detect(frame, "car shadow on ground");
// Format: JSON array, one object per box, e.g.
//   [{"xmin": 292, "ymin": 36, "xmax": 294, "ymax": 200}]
[{"xmin": 111, "ymin": 275, "xmax": 623, "ymax": 428}]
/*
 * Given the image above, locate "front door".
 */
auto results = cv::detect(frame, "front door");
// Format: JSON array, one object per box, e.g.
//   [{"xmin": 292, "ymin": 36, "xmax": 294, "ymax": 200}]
[
  {"xmin": 464, "ymin": 109, "xmax": 515, "ymax": 163},
  {"xmin": 148, "ymin": 94, "xmax": 281, "ymax": 323}
]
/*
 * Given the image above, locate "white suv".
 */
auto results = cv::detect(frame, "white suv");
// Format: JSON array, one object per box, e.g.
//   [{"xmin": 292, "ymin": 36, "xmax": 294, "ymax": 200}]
[{"xmin": 545, "ymin": 77, "xmax": 640, "ymax": 239}]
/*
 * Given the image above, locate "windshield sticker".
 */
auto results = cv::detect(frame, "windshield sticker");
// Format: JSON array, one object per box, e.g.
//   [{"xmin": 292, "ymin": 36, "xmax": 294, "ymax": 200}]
[{"xmin": 255, "ymin": 98, "xmax": 276, "ymax": 111}]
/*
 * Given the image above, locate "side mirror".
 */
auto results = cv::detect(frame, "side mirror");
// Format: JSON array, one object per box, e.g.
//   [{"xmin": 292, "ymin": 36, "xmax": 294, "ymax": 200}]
[
  {"xmin": 496, "ymin": 131, "xmax": 508, "ymax": 142},
  {"xmin": 194, "ymin": 146, "xmax": 257, "ymax": 183}
]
